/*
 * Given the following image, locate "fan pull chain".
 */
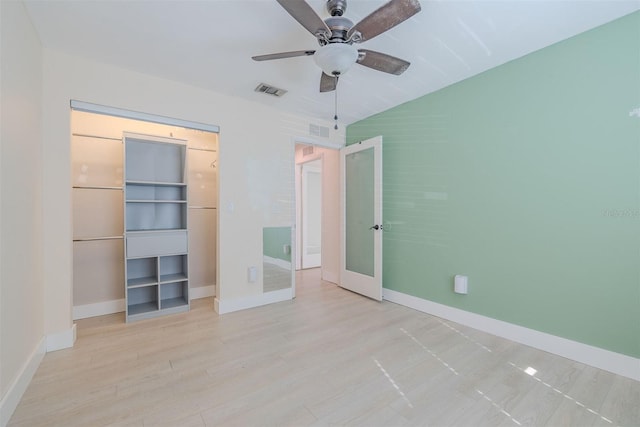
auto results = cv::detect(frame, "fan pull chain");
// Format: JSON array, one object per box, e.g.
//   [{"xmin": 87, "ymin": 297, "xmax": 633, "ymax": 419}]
[{"xmin": 334, "ymin": 75, "xmax": 339, "ymax": 130}]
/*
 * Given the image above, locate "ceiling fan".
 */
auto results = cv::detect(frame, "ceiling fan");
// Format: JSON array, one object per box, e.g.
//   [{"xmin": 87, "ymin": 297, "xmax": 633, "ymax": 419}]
[{"xmin": 252, "ymin": 0, "xmax": 422, "ymax": 93}]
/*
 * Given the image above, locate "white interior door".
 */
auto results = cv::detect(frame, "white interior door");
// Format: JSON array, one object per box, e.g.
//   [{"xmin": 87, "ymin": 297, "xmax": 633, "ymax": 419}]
[
  {"xmin": 340, "ymin": 136, "xmax": 382, "ymax": 300},
  {"xmin": 302, "ymin": 160, "xmax": 322, "ymax": 268}
]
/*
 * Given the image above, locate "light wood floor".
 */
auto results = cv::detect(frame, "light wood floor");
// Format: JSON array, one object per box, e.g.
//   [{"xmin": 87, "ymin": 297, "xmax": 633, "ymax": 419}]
[{"xmin": 10, "ymin": 269, "xmax": 639, "ymax": 426}]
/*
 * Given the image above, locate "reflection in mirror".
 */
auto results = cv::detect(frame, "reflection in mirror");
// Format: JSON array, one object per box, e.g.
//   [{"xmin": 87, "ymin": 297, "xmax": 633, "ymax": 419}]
[{"xmin": 263, "ymin": 226, "xmax": 292, "ymax": 292}]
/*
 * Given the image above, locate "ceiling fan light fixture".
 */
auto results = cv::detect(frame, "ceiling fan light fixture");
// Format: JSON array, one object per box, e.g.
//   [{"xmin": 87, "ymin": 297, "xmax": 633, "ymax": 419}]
[{"xmin": 313, "ymin": 43, "xmax": 358, "ymax": 76}]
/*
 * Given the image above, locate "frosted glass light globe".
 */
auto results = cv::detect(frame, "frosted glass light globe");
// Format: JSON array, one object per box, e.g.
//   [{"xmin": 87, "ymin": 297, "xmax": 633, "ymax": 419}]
[{"xmin": 313, "ymin": 43, "xmax": 358, "ymax": 76}]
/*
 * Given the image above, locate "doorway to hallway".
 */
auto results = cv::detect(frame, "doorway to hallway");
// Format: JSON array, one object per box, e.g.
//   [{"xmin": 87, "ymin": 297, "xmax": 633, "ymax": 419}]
[
  {"xmin": 294, "ymin": 143, "xmax": 340, "ymax": 286},
  {"xmin": 300, "ymin": 158, "xmax": 322, "ymax": 269}
]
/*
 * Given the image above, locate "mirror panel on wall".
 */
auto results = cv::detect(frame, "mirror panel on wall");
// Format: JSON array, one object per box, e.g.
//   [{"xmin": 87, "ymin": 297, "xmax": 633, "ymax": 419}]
[{"xmin": 263, "ymin": 226, "xmax": 292, "ymax": 293}]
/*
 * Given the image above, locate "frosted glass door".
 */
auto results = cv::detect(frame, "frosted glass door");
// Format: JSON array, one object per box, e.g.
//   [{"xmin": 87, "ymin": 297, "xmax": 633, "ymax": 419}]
[
  {"xmin": 345, "ymin": 148, "xmax": 374, "ymax": 276},
  {"xmin": 340, "ymin": 136, "xmax": 382, "ymax": 301}
]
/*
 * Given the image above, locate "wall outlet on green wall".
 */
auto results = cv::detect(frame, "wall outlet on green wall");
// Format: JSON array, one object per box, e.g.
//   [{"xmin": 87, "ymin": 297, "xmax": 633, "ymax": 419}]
[{"xmin": 454, "ymin": 275, "xmax": 468, "ymax": 294}]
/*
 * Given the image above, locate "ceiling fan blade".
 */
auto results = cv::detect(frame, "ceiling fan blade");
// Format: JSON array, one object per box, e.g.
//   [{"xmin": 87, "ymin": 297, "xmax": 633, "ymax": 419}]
[
  {"xmin": 348, "ymin": 0, "xmax": 421, "ymax": 42},
  {"xmin": 252, "ymin": 50, "xmax": 316, "ymax": 61},
  {"xmin": 320, "ymin": 72, "xmax": 337, "ymax": 92},
  {"xmin": 276, "ymin": 0, "xmax": 331, "ymax": 38},
  {"xmin": 357, "ymin": 49, "xmax": 410, "ymax": 75}
]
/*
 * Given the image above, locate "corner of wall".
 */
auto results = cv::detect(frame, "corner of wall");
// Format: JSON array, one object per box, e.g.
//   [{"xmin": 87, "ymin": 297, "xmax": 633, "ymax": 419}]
[
  {"xmin": 0, "ymin": 338, "xmax": 46, "ymax": 427},
  {"xmin": 45, "ymin": 324, "xmax": 76, "ymax": 352}
]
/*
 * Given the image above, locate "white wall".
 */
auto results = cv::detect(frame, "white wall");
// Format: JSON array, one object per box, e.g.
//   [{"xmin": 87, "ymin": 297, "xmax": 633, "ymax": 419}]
[
  {"xmin": 0, "ymin": 0, "xmax": 45, "ymax": 421},
  {"xmin": 41, "ymin": 49, "xmax": 345, "ymax": 338},
  {"xmin": 295, "ymin": 145, "xmax": 341, "ymax": 284}
]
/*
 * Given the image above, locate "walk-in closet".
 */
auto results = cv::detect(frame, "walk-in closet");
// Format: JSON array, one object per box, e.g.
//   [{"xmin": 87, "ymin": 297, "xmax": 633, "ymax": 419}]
[{"xmin": 71, "ymin": 109, "xmax": 218, "ymax": 321}]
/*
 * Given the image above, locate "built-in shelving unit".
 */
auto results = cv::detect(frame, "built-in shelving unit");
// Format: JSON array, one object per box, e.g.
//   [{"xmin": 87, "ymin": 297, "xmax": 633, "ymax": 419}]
[{"xmin": 124, "ymin": 133, "xmax": 190, "ymax": 322}]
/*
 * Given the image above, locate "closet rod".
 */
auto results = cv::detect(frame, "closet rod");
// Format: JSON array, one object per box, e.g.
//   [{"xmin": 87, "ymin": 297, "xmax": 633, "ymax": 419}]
[
  {"xmin": 188, "ymin": 206, "xmax": 217, "ymax": 210},
  {"xmin": 73, "ymin": 236, "xmax": 123, "ymax": 242},
  {"xmin": 73, "ymin": 186, "xmax": 123, "ymax": 190},
  {"xmin": 187, "ymin": 147, "xmax": 217, "ymax": 153},
  {"xmin": 72, "ymin": 133, "xmax": 122, "ymax": 142}
]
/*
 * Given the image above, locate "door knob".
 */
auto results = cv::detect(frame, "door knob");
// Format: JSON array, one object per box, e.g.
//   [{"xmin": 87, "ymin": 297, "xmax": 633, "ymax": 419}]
[{"xmin": 369, "ymin": 225, "xmax": 380, "ymax": 230}]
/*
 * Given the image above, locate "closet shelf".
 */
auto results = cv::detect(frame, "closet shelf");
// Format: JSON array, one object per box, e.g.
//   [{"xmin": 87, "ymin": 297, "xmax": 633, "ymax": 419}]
[
  {"xmin": 73, "ymin": 236, "xmax": 123, "ymax": 242},
  {"xmin": 128, "ymin": 301, "xmax": 158, "ymax": 317},
  {"xmin": 126, "ymin": 180, "xmax": 186, "ymax": 187},
  {"xmin": 126, "ymin": 199, "xmax": 187, "ymax": 203},
  {"xmin": 159, "ymin": 273, "xmax": 188, "ymax": 284},
  {"xmin": 73, "ymin": 186, "xmax": 123, "ymax": 190},
  {"xmin": 127, "ymin": 276, "xmax": 157, "ymax": 288},
  {"xmin": 126, "ymin": 228, "xmax": 187, "ymax": 234}
]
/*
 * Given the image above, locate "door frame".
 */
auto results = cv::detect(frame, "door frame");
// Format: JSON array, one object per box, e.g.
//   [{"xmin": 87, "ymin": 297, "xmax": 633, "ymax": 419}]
[
  {"xmin": 298, "ymin": 156, "xmax": 323, "ymax": 269},
  {"xmin": 340, "ymin": 136, "xmax": 383, "ymax": 301},
  {"xmin": 291, "ymin": 136, "xmax": 342, "ymax": 296}
]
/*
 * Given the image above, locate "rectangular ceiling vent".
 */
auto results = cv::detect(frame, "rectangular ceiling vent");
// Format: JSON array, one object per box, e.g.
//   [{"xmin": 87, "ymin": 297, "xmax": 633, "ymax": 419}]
[
  {"xmin": 254, "ymin": 83, "xmax": 287, "ymax": 97},
  {"xmin": 302, "ymin": 146, "xmax": 314, "ymax": 156},
  {"xmin": 309, "ymin": 123, "xmax": 330, "ymax": 138}
]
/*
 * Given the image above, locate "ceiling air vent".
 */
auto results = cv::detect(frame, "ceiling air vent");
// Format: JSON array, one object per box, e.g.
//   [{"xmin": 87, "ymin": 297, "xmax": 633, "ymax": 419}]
[
  {"xmin": 309, "ymin": 124, "xmax": 330, "ymax": 138},
  {"xmin": 254, "ymin": 83, "xmax": 287, "ymax": 97}
]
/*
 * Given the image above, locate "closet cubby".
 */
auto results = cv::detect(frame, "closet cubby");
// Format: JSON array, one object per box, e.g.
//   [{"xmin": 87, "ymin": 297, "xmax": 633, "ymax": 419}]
[
  {"xmin": 128, "ymin": 286, "xmax": 159, "ymax": 316},
  {"xmin": 159, "ymin": 255, "xmax": 188, "ymax": 283},
  {"xmin": 126, "ymin": 257, "xmax": 157, "ymax": 288},
  {"xmin": 125, "ymin": 138, "xmax": 185, "ymax": 183},
  {"xmin": 125, "ymin": 202, "xmax": 187, "ymax": 231},
  {"xmin": 160, "ymin": 282, "xmax": 189, "ymax": 310},
  {"xmin": 124, "ymin": 133, "xmax": 190, "ymax": 322},
  {"xmin": 126, "ymin": 183, "xmax": 187, "ymax": 202}
]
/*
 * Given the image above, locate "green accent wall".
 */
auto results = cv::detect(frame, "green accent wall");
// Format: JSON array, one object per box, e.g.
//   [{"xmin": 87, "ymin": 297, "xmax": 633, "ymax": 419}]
[
  {"xmin": 263, "ymin": 226, "xmax": 292, "ymax": 262},
  {"xmin": 346, "ymin": 12, "xmax": 640, "ymax": 358}
]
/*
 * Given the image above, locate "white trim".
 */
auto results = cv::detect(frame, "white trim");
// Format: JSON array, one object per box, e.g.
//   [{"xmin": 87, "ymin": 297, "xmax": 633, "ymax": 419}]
[
  {"xmin": 73, "ymin": 299, "xmax": 125, "ymax": 320},
  {"xmin": 321, "ymin": 270, "xmax": 339, "ymax": 285},
  {"xmin": 301, "ymin": 158, "xmax": 323, "ymax": 269},
  {"xmin": 383, "ymin": 288, "xmax": 640, "ymax": 381},
  {"xmin": 190, "ymin": 285, "xmax": 215, "ymax": 300},
  {"xmin": 70, "ymin": 100, "xmax": 220, "ymax": 133},
  {"xmin": 0, "ymin": 338, "xmax": 46, "ymax": 427},
  {"xmin": 46, "ymin": 324, "xmax": 76, "ymax": 352},
  {"xmin": 263, "ymin": 255, "xmax": 292, "ymax": 270},
  {"xmin": 214, "ymin": 288, "xmax": 293, "ymax": 315},
  {"xmin": 295, "ymin": 135, "xmax": 343, "ymax": 150}
]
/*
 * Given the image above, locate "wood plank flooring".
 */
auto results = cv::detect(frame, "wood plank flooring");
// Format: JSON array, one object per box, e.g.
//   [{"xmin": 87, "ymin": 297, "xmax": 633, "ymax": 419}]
[{"xmin": 9, "ymin": 269, "xmax": 640, "ymax": 426}]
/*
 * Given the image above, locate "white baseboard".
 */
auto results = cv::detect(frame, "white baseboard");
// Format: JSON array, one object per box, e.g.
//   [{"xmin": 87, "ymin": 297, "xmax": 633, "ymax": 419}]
[
  {"xmin": 73, "ymin": 299, "xmax": 125, "ymax": 320},
  {"xmin": 190, "ymin": 285, "xmax": 215, "ymax": 300},
  {"xmin": 0, "ymin": 338, "xmax": 46, "ymax": 427},
  {"xmin": 321, "ymin": 270, "xmax": 339, "ymax": 285},
  {"xmin": 46, "ymin": 324, "xmax": 76, "ymax": 352},
  {"xmin": 215, "ymin": 288, "xmax": 293, "ymax": 315},
  {"xmin": 383, "ymin": 289, "xmax": 640, "ymax": 381}
]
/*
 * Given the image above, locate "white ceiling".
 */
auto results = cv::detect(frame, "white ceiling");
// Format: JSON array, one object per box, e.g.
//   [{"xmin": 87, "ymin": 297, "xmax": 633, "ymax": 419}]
[{"xmin": 24, "ymin": 0, "xmax": 640, "ymax": 125}]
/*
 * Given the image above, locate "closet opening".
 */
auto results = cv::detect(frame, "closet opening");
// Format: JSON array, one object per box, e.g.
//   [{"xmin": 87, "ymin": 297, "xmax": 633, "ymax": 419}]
[{"xmin": 70, "ymin": 102, "xmax": 219, "ymax": 321}]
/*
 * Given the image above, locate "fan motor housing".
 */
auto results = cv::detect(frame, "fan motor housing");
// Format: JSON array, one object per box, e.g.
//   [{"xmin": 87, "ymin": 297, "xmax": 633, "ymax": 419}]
[
  {"xmin": 324, "ymin": 17, "xmax": 353, "ymax": 43},
  {"xmin": 326, "ymin": 0, "xmax": 347, "ymax": 16}
]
